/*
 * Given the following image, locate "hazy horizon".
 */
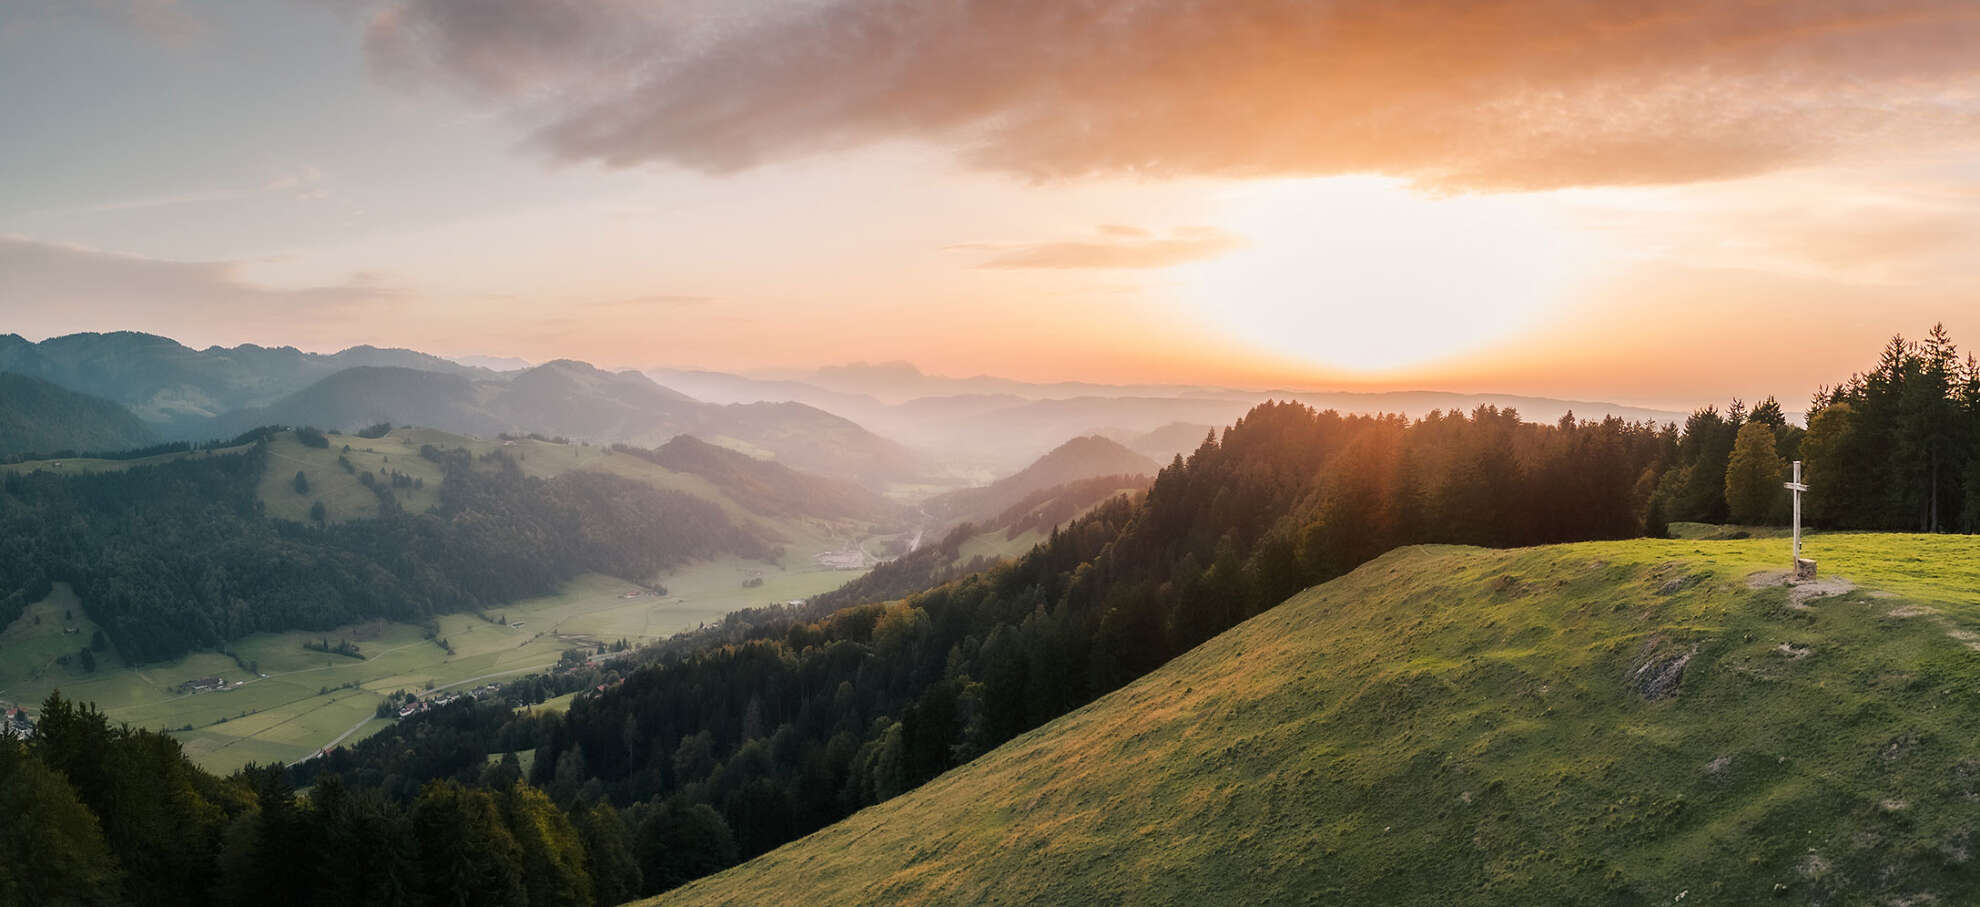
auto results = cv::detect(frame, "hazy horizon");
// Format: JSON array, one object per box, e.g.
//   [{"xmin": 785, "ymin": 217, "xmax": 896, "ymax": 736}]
[{"xmin": 3, "ymin": 326, "xmax": 1804, "ymax": 416}]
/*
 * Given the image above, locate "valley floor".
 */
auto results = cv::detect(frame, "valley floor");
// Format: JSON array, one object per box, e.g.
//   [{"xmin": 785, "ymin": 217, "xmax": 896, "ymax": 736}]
[{"xmin": 0, "ymin": 557, "xmax": 865, "ymax": 774}]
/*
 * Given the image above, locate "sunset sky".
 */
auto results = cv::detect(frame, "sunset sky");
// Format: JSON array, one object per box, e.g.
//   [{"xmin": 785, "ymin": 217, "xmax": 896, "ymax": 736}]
[{"xmin": 4, "ymin": 0, "xmax": 1979, "ymax": 409}]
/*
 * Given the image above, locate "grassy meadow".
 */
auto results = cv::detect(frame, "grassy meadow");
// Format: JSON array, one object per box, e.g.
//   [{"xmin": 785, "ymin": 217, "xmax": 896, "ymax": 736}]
[{"xmin": 654, "ymin": 530, "xmax": 1980, "ymax": 906}]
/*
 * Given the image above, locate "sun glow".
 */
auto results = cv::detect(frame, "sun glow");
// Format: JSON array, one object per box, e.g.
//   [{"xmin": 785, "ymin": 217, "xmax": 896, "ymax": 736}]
[{"xmin": 1175, "ymin": 177, "xmax": 1614, "ymax": 375}]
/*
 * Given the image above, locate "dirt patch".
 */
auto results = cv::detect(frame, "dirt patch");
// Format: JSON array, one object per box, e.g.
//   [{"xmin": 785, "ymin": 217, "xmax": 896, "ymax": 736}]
[
  {"xmin": 1746, "ymin": 570, "xmax": 1856, "ymax": 609},
  {"xmin": 1628, "ymin": 640, "xmax": 1698, "ymax": 701},
  {"xmin": 1776, "ymin": 642, "xmax": 1815, "ymax": 659},
  {"xmin": 1887, "ymin": 605, "xmax": 1937, "ymax": 618},
  {"xmin": 1658, "ymin": 572, "xmax": 1710, "ymax": 596}
]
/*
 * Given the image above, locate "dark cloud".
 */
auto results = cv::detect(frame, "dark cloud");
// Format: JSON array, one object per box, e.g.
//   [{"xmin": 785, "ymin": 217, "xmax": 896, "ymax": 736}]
[
  {"xmin": 959, "ymin": 225, "xmax": 1241, "ymax": 269},
  {"xmin": 0, "ymin": 235, "xmax": 394, "ymax": 340},
  {"xmin": 344, "ymin": 0, "xmax": 1980, "ymax": 190}
]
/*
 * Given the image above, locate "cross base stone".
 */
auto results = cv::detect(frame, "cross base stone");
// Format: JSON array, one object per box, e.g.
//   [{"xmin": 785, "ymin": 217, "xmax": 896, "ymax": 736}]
[{"xmin": 1793, "ymin": 558, "xmax": 1817, "ymax": 582}]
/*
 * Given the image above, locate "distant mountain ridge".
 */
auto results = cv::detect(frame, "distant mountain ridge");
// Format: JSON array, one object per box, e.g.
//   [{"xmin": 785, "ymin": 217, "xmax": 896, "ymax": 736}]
[
  {"xmin": 201, "ymin": 360, "xmax": 924, "ymax": 488},
  {"xmin": 0, "ymin": 331, "xmax": 484, "ymax": 426},
  {"xmin": 0, "ymin": 372, "xmax": 155, "ymax": 458},
  {"xmin": 927, "ymin": 435, "xmax": 1160, "ymax": 526},
  {"xmin": 650, "ymin": 365, "xmax": 1692, "ymax": 475},
  {"xmin": 5, "ymin": 332, "xmax": 1694, "ymax": 487}
]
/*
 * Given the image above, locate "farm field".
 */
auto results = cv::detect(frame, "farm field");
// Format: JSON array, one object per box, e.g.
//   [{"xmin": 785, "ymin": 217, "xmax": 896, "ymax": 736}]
[{"xmin": 0, "ymin": 554, "xmax": 866, "ymax": 773}]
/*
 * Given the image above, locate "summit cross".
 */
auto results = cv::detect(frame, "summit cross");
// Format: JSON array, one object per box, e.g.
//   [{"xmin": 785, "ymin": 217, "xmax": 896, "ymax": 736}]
[{"xmin": 1784, "ymin": 459, "xmax": 1813, "ymax": 579}]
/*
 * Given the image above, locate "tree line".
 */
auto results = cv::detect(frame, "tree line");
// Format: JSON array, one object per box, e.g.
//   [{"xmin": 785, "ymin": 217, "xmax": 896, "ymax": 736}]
[{"xmin": 1649, "ymin": 324, "xmax": 1980, "ymax": 533}]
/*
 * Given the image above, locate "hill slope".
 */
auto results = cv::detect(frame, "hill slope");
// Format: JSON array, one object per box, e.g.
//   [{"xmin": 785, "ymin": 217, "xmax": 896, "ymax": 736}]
[
  {"xmin": 926, "ymin": 435, "xmax": 1159, "ymax": 525},
  {"xmin": 656, "ymin": 535, "xmax": 1980, "ymax": 906},
  {"xmin": 626, "ymin": 435, "xmax": 900, "ymax": 523},
  {"xmin": 0, "ymin": 372, "xmax": 154, "ymax": 458}
]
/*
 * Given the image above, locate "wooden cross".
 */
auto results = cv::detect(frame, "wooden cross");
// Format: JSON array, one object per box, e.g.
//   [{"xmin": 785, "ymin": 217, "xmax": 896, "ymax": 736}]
[{"xmin": 1784, "ymin": 459, "xmax": 1809, "ymax": 566}]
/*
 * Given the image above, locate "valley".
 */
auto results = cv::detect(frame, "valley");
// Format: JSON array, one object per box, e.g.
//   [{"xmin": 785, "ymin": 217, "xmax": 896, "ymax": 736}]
[
  {"xmin": 0, "ymin": 556, "xmax": 868, "ymax": 774},
  {"xmin": 0, "ymin": 424, "xmax": 912, "ymax": 774}
]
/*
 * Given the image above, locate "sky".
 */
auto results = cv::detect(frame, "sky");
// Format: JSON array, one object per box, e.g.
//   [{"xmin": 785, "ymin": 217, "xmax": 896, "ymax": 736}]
[{"xmin": 3, "ymin": 0, "xmax": 1979, "ymax": 410}]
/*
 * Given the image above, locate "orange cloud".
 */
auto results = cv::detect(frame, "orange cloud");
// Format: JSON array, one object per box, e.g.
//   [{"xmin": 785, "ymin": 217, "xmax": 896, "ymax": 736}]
[
  {"xmin": 957, "ymin": 225, "xmax": 1242, "ymax": 269},
  {"xmin": 353, "ymin": 0, "xmax": 1980, "ymax": 190}
]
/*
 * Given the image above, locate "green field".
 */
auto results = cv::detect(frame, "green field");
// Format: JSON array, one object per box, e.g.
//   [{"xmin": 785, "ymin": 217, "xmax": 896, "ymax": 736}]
[
  {"xmin": 653, "ymin": 531, "xmax": 1980, "ymax": 906},
  {"xmin": 257, "ymin": 430, "xmax": 448, "ymax": 522},
  {"xmin": 1, "ymin": 556, "xmax": 864, "ymax": 774}
]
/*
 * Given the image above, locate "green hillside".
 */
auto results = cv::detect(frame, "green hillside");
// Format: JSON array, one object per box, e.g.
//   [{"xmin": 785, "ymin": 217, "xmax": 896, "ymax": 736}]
[
  {"xmin": 655, "ymin": 532, "xmax": 1980, "ymax": 906},
  {"xmin": 0, "ymin": 372, "xmax": 153, "ymax": 458}
]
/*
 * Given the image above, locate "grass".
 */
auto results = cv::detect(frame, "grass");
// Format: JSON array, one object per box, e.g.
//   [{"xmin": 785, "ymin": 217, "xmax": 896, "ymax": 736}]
[
  {"xmin": 0, "ymin": 556, "xmax": 864, "ymax": 774},
  {"xmin": 257, "ymin": 431, "xmax": 448, "ymax": 522},
  {"xmin": 652, "ymin": 531, "xmax": 1980, "ymax": 906}
]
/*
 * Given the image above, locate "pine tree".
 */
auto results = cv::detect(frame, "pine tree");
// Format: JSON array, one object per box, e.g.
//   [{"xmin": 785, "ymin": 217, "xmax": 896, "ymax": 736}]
[
  {"xmin": 0, "ymin": 741, "xmax": 123, "ymax": 905},
  {"xmin": 1724, "ymin": 421, "xmax": 1786, "ymax": 525}
]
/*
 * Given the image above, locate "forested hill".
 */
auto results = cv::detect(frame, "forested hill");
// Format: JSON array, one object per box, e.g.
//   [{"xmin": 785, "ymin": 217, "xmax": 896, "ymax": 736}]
[
  {"xmin": 0, "ymin": 372, "xmax": 155, "ymax": 459},
  {"xmin": 293, "ymin": 399, "xmax": 1670, "ymax": 900},
  {"xmin": 0, "ymin": 438, "xmax": 768, "ymax": 663},
  {"xmin": 654, "ymin": 539, "xmax": 1980, "ymax": 906}
]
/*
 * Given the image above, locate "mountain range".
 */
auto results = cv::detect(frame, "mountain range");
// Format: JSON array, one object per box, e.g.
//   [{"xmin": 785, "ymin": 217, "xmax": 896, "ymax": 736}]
[
  {"xmin": 1, "ymin": 335, "xmax": 922, "ymax": 488},
  {"xmin": 650, "ymin": 363, "xmax": 1693, "ymax": 474},
  {"xmin": 6, "ymin": 332, "xmax": 1698, "ymax": 487},
  {"xmin": 0, "ymin": 331, "xmax": 482, "ymax": 426}
]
